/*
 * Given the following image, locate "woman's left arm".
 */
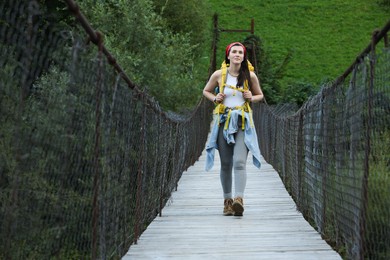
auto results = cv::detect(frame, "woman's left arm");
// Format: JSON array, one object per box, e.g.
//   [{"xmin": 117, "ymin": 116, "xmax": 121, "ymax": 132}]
[{"xmin": 243, "ymin": 72, "xmax": 264, "ymax": 103}]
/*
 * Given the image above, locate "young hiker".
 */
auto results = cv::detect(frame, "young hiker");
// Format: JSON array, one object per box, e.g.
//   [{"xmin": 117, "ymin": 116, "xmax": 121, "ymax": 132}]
[{"xmin": 203, "ymin": 42, "xmax": 264, "ymax": 216}]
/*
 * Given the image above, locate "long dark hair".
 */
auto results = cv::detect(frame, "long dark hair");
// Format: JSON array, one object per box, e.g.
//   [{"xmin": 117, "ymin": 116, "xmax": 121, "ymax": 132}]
[{"xmin": 225, "ymin": 44, "xmax": 251, "ymax": 89}]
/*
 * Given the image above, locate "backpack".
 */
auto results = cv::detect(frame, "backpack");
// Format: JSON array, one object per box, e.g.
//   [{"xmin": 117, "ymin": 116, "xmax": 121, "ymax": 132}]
[
  {"xmin": 214, "ymin": 60, "xmax": 255, "ymax": 130},
  {"xmin": 218, "ymin": 60, "xmax": 255, "ymax": 94}
]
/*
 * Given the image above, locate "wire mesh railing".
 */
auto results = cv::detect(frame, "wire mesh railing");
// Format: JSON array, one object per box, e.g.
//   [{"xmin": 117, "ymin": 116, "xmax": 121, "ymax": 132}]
[
  {"xmin": 1, "ymin": 0, "xmax": 389, "ymax": 259},
  {"xmin": 253, "ymin": 21, "xmax": 390, "ymax": 259},
  {"xmin": 0, "ymin": 0, "xmax": 212, "ymax": 258}
]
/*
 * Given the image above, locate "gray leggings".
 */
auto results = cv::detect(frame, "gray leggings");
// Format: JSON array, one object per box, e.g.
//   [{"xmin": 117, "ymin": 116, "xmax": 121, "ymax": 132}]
[{"xmin": 217, "ymin": 126, "xmax": 248, "ymax": 199}]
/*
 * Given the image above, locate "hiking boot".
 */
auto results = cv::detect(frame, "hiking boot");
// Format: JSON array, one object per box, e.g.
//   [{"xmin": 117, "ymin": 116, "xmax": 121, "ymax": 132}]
[
  {"xmin": 223, "ymin": 198, "xmax": 234, "ymax": 216},
  {"xmin": 232, "ymin": 197, "xmax": 244, "ymax": 216}
]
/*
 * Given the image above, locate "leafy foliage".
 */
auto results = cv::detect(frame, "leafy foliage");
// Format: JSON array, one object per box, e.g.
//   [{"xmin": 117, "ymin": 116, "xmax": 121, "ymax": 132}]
[
  {"xmin": 281, "ymin": 81, "xmax": 318, "ymax": 106},
  {"xmin": 243, "ymin": 34, "xmax": 316, "ymax": 106},
  {"xmin": 0, "ymin": 58, "xmax": 94, "ymax": 258},
  {"xmin": 366, "ymin": 127, "xmax": 390, "ymax": 258},
  {"xmin": 378, "ymin": 0, "xmax": 390, "ymax": 8},
  {"xmin": 244, "ymin": 34, "xmax": 292, "ymax": 104},
  {"xmin": 75, "ymin": 0, "xmax": 210, "ymax": 111},
  {"xmin": 151, "ymin": 0, "xmax": 211, "ymax": 59}
]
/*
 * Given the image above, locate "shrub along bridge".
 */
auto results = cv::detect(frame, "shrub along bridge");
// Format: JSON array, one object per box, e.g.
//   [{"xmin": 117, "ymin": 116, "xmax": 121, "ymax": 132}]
[{"xmin": 0, "ymin": 1, "xmax": 389, "ymax": 259}]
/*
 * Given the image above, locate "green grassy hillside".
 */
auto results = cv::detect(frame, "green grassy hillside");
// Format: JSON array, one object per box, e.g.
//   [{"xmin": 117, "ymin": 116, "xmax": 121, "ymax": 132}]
[{"xmin": 205, "ymin": 0, "xmax": 389, "ymax": 88}]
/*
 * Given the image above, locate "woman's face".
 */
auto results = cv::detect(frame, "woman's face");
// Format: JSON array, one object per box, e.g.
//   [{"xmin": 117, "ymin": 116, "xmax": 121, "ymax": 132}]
[{"xmin": 228, "ymin": 45, "xmax": 245, "ymax": 64}]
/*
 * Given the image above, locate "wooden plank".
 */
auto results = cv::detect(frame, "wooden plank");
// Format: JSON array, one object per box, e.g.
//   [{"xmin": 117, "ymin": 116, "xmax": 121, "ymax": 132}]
[{"xmin": 122, "ymin": 151, "xmax": 341, "ymax": 259}]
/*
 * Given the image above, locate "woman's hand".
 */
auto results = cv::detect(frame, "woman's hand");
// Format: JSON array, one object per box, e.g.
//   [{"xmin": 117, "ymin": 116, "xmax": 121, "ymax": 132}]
[
  {"xmin": 215, "ymin": 93, "xmax": 226, "ymax": 103},
  {"xmin": 243, "ymin": 90, "xmax": 253, "ymax": 102}
]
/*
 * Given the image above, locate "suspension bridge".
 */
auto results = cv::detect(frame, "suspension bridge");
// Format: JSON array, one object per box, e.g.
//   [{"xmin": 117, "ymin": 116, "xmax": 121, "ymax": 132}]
[
  {"xmin": 123, "ymin": 151, "xmax": 341, "ymax": 259},
  {"xmin": 0, "ymin": 1, "xmax": 389, "ymax": 259}
]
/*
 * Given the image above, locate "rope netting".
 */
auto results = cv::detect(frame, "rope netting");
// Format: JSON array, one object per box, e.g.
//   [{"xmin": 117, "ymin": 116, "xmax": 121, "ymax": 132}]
[
  {"xmin": 1, "ymin": 0, "xmax": 389, "ymax": 259},
  {"xmin": 0, "ymin": 0, "xmax": 212, "ymax": 258},
  {"xmin": 254, "ymin": 22, "xmax": 390, "ymax": 259}
]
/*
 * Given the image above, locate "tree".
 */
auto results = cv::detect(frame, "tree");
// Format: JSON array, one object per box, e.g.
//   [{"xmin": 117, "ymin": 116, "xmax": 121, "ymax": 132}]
[
  {"xmin": 151, "ymin": 0, "xmax": 210, "ymax": 59},
  {"xmin": 75, "ymin": 0, "xmax": 208, "ymax": 111},
  {"xmin": 244, "ymin": 34, "xmax": 317, "ymax": 106},
  {"xmin": 244, "ymin": 34, "xmax": 290, "ymax": 104}
]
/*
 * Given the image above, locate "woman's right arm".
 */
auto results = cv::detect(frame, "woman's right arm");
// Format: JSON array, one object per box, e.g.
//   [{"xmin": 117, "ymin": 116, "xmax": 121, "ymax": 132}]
[{"xmin": 203, "ymin": 70, "xmax": 223, "ymax": 103}]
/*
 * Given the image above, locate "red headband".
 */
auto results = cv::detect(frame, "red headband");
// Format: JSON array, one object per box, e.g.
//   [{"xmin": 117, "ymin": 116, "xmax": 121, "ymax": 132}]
[{"xmin": 225, "ymin": 42, "xmax": 246, "ymax": 57}]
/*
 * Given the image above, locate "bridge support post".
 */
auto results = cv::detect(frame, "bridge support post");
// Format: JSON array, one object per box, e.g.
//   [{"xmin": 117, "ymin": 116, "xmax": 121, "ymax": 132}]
[{"xmin": 358, "ymin": 29, "xmax": 378, "ymax": 260}]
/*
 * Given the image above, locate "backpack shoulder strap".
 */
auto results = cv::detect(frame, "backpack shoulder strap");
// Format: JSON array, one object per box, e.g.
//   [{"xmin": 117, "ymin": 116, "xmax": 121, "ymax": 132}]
[
  {"xmin": 219, "ymin": 61, "xmax": 228, "ymax": 94},
  {"xmin": 220, "ymin": 60, "xmax": 254, "ymax": 91}
]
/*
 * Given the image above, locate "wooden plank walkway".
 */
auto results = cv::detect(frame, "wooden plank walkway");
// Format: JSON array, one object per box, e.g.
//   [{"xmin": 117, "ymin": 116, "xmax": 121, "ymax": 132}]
[{"xmin": 123, "ymin": 151, "xmax": 341, "ymax": 259}]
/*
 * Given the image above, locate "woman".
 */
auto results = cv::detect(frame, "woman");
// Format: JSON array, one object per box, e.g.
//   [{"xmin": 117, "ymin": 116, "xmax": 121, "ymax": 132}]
[{"xmin": 203, "ymin": 42, "xmax": 264, "ymax": 216}]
